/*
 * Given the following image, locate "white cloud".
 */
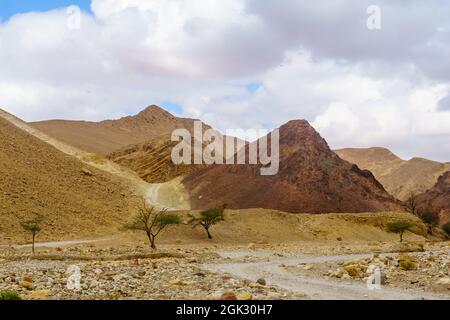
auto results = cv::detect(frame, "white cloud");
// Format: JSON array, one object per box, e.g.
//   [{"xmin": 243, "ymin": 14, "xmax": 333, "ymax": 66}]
[{"xmin": 0, "ymin": 0, "xmax": 449, "ymax": 161}]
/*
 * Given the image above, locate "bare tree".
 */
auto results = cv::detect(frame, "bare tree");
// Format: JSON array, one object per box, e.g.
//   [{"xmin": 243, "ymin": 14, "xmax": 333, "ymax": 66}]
[
  {"xmin": 20, "ymin": 214, "xmax": 43, "ymax": 254},
  {"xmin": 404, "ymin": 192, "xmax": 420, "ymax": 215},
  {"xmin": 123, "ymin": 201, "xmax": 180, "ymax": 249}
]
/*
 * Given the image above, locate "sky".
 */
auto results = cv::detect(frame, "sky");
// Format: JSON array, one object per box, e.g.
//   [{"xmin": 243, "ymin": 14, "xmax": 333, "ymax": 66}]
[{"xmin": 0, "ymin": 0, "xmax": 449, "ymax": 161}]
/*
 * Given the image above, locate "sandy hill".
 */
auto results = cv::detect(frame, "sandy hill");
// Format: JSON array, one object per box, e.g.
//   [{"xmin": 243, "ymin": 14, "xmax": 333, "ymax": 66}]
[
  {"xmin": 30, "ymin": 105, "xmax": 202, "ymax": 156},
  {"xmin": 0, "ymin": 112, "xmax": 138, "ymax": 243},
  {"xmin": 182, "ymin": 120, "xmax": 402, "ymax": 213},
  {"xmin": 415, "ymin": 171, "xmax": 450, "ymax": 224},
  {"xmin": 335, "ymin": 148, "xmax": 450, "ymax": 201}
]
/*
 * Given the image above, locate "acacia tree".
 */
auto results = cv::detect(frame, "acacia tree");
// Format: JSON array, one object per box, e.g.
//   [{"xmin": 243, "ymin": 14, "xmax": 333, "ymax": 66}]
[
  {"xmin": 20, "ymin": 215, "xmax": 43, "ymax": 254},
  {"xmin": 418, "ymin": 211, "xmax": 439, "ymax": 235},
  {"xmin": 189, "ymin": 207, "xmax": 225, "ymax": 239},
  {"xmin": 123, "ymin": 201, "xmax": 180, "ymax": 249},
  {"xmin": 387, "ymin": 221, "xmax": 413, "ymax": 243}
]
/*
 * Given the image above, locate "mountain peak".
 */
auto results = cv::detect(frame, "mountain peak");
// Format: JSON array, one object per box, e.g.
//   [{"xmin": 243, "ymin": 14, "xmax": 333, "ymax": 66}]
[{"xmin": 136, "ymin": 105, "xmax": 175, "ymax": 119}]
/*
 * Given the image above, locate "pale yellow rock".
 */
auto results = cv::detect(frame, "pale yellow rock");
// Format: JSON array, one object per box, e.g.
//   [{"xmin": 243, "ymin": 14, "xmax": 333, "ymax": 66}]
[
  {"xmin": 26, "ymin": 290, "xmax": 50, "ymax": 300},
  {"xmin": 237, "ymin": 292, "xmax": 253, "ymax": 300}
]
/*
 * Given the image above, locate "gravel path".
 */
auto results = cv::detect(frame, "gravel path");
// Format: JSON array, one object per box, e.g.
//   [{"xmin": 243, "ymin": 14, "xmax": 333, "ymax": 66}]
[{"xmin": 205, "ymin": 250, "xmax": 446, "ymax": 300}]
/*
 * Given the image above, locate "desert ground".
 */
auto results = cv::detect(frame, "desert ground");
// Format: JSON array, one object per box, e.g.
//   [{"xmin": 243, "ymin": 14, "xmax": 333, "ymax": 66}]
[{"xmin": 1, "ymin": 210, "xmax": 449, "ymax": 300}]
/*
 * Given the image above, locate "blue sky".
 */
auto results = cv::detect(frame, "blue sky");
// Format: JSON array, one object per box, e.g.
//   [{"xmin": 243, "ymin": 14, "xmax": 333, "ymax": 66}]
[{"xmin": 0, "ymin": 0, "xmax": 91, "ymax": 20}]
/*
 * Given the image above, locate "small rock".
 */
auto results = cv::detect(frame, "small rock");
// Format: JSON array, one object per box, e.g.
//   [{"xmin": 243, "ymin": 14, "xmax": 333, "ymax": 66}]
[
  {"xmin": 26, "ymin": 290, "xmax": 50, "ymax": 300},
  {"xmin": 220, "ymin": 292, "xmax": 237, "ymax": 300},
  {"xmin": 256, "ymin": 278, "xmax": 266, "ymax": 286},
  {"xmin": 20, "ymin": 280, "xmax": 33, "ymax": 290},
  {"xmin": 237, "ymin": 292, "xmax": 252, "ymax": 300}
]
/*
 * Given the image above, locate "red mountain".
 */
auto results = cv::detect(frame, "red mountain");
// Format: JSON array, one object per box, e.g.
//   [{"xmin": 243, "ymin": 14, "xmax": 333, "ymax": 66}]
[{"xmin": 182, "ymin": 120, "xmax": 402, "ymax": 213}]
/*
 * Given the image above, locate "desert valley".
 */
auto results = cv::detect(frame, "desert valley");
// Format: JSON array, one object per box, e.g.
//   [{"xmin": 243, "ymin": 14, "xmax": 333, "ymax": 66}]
[{"xmin": 0, "ymin": 105, "xmax": 448, "ymax": 301}]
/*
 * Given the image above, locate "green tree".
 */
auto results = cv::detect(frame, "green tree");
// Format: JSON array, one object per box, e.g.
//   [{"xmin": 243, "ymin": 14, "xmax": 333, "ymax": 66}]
[
  {"xmin": 442, "ymin": 222, "xmax": 450, "ymax": 237},
  {"xmin": 20, "ymin": 215, "xmax": 43, "ymax": 254},
  {"xmin": 123, "ymin": 201, "xmax": 180, "ymax": 249},
  {"xmin": 387, "ymin": 221, "xmax": 413, "ymax": 243},
  {"xmin": 189, "ymin": 207, "xmax": 225, "ymax": 239},
  {"xmin": 418, "ymin": 211, "xmax": 439, "ymax": 235}
]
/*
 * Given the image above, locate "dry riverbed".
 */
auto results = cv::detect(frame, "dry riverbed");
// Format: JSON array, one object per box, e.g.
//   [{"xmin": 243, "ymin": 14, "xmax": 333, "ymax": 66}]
[{"xmin": 0, "ymin": 240, "xmax": 448, "ymax": 300}]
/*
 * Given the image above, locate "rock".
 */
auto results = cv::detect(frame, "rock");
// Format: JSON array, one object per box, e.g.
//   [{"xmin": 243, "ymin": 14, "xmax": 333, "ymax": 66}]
[
  {"xmin": 137, "ymin": 271, "xmax": 146, "ymax": 277},
  {"xmin": 256, "ymin": 278, "xmax": 266, "ymax": 286},
  {"xmin": 237, "ymin": 292, "xmax": 253, "ymax": 300},
  {"xmin": 23, "ymin": 276, "xmax": 33, "ymax": 283},
  {"xmin": 81, "ymin": 168, "xmax": 94, "ymax": 176},
  {"xmin": 26, "ymin": 290, "xmax": 50, "ymax": 300},
  {"xmin": 193, "ymin": 272, "xmax": 205, "ymax": 277},
  {"xmin": 434, "ymin": 277, "xmax": 450, "ymax": 291},
  {"xmin": 20, "ymin": 280, "xmax": 33, "ymax": 290},
  {"xmin": 220, "ymin": 292, "xmax": 237, "ymax": 300},
  {"xmin": 344, "ymin": 265, "xmax": 360, "ymax": 277}
]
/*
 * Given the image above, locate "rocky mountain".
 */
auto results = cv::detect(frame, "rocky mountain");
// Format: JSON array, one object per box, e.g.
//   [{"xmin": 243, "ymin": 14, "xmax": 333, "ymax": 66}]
[
  {"xmin": 335, "ymin": 148, "xmax": 450, "ymax": 201},
  {"xmin": 182, "ymin": 120, "xmax": 402, "ymax": 213},
  {"xmin": 415, "ymin": 171, "xmax": 450, "ymax": 224},
  {"xmin": 107, "ymin": 134, "xmax": 205, "ymax": 183},
  {"xmin": 30, "ymin": 105, "xmax": 201, "ymax": 155},
  {"xmin": 0, "ymin": 112, "xmax": 137, "ymax": 242}
]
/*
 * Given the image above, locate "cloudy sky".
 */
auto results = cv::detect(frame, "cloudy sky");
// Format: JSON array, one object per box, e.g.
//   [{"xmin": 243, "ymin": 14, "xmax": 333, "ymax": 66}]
[{"xmin": 0, "ymin": 0, "xmax": 449, "ymax": 161}]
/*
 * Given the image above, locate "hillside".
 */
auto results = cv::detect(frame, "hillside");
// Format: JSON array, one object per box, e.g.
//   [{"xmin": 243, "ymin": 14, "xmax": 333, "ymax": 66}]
[
  {"xmin": 415, "ymin": 171, "xmax": 450, "ymax": 224},
  {"xmin": 107, "ymin": 134, "xmax": 206, "ymax": 183},
  {"xmin": 182, "ymin": 120, "xmax": 402, "ymax": 213},
  {"xmin": 30, "ymin": 105, "xmax": 202, "ymax": 155},
  {"xmin": 335, "ymin": 148, "xmax": 450, "ymax": 201},
  {"xmin": 0, "ymin": 113, "xmax": 137, "ymax": 243}
]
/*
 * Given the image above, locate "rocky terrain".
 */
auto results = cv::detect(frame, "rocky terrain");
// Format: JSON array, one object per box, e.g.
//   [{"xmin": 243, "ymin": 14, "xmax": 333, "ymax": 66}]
[
  {"xmin": 415, "ymin": 171, "xmax": 450, "ymax": 224},
  {"xmin": 0, "ymin": 114, "xmax": 138, "ymax": 243},
  {"xmin": 107, "ymin": 135, "xmax": 206, "ymax": 183},
  {"xmin": 1, "ymin": 240, "xmax": 448, "ymax": 300},
  {"xmin": 335, "ymin": 147, "xmax": 450, "ymax": 201},
  {"xmin": 183, "ymin": 120, "xmax": 402, "ymax": 213}
]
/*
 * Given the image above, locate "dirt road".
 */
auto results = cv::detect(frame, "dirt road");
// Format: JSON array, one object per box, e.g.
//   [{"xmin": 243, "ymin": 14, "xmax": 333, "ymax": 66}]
[{"xmin": 206, "ymin": 250, "xmax": 447, "ymax": 300}]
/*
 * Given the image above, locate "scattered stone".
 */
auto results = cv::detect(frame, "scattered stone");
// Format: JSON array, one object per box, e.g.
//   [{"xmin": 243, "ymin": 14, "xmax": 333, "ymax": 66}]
[
  {"xmin": 26, "ymin": 290, "xmax": 50, "ymax": 300},
  {"xmin": 220, "ymin": 292, "xmax": 237, "ymax": 300},
  {"xmin": 237, "ymin": 292, "xmax": 253, "ymax": 300},
  {"xmin": 256, "ymin": 278, "xmax": 266, "ymax": 286}
]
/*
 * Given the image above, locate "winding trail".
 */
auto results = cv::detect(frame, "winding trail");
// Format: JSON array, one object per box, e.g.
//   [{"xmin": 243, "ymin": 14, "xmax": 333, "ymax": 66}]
[
  {"xmin": 0, "ymin": 108, "xmax": 188, "ymax": 211},
  {"xmin": 205, "ymin": 250, "xmax": 447, "ymax": 300}
]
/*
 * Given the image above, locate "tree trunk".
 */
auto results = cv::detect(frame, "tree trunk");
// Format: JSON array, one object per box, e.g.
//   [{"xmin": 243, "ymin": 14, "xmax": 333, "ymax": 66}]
[
  {"xmin": 205, "ymin": 227, "xmax": 212, "ymax": 240},
  {"xmin": 32, "ymin": 232, "xmax": 36, "ymax": 254},
  {"xmin": 399, "ymin": 230, "xmax": 403, "ymax": 243},
  {"xmin": 146, "ymin": 231, "xmax": 156, "ymax": 249},
  {"xmin": 150, "ymin": 234, "xmax": 157, "ymax": 250}
]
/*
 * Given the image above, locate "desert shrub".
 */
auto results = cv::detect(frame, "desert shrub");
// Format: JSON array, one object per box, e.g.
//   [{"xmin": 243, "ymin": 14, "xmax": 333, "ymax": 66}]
[
  {"xmin": 0, "ymin": 290, "xmax": 21, "ymax": 300},
  {"xmin": 442, "ymin": 222, "xmax": 450, "ymax": 236},
  {"xmin": 418, "ymin": 211, "xmax": 439, "ymax": 234},
  {"xmin": 398, "ymin": 254, "xmax": 417, "ymax": 270}
]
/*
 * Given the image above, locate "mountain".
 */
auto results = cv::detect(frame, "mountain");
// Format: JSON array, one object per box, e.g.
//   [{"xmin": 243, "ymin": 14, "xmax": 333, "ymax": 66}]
[
  {"xmin": 107, "ymin": 134, "xmax": 205, "ymax": 183},
  {"xmin": 30, "ymin": 105, "xmax": 201, "ymax": 155},
  {"xmin": 415, "ymin": 171, "xmax": 450, "ymax": 225},
  {"xmin": 0, "ymin": 110, "xmax": 137, "ymax": 243},
  {"xmin": 182, "ymin": 120, "xmax": 401, "ymax": 213},
  {"xmin": 335, "ymin": 148, "xmax": 450, "ymax": 201}
]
